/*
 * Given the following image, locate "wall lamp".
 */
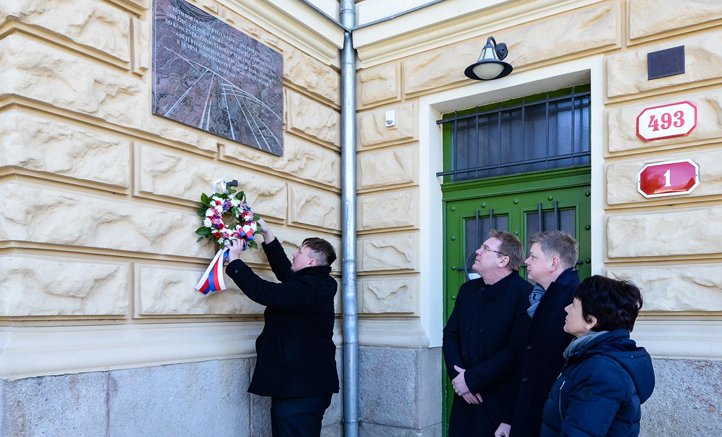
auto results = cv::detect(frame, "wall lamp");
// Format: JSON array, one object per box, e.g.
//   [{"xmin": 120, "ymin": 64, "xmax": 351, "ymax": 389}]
[{"xmin": 464, "ymin": 36, "xmax": 513, "ymax": 81}]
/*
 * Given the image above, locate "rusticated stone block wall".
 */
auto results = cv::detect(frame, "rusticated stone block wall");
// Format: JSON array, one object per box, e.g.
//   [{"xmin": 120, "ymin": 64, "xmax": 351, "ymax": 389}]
[
  {"xmin": 0, "ymin": 0, "xmax": 341, "ymax": 322},
  {"xmin": 356, "ymin": 60, "xmax": 419, "ymax": 315},
  {"xmin": 356, "ymin": 0, "xmax": 722, "ymax": 317},
  {"xmin": 604, "ymin": 2, "xmax": 722, "ymax": 314},
  {"xmin": 353, "ymin": 4, "xmax": 722, "ymax": 433},
  {"xmin": 2, "ymin": 0, "xmax": 720, "ymax": 377}
]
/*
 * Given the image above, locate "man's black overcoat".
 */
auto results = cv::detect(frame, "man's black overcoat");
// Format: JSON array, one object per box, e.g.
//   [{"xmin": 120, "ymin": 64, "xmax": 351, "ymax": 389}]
[
  {"xmin": 510, "ymin": 267, "xmax": 579, "ymax": 437},
  {"xmin": 226, "ymin": 239, "xmax": 340, "ymax": 398},
  {"xmin": 443, "ymin": 271, "xmax": 532, "ymax": 436}
]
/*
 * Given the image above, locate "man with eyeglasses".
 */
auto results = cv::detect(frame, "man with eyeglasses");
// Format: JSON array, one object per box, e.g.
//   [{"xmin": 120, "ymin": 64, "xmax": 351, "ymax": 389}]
[
  {"xmin": 494, "ymin": 230, "xmax": 580, "ymax": 437},
  {"xmin": 443, "ymin": 230, "xmax": 532, "ymax": 436}
]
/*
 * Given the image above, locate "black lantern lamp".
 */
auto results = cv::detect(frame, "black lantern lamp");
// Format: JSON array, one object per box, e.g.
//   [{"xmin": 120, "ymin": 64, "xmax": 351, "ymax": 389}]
[{"xmin": 464, "ymin": 36, "xmax": 513, "ymax": 80}]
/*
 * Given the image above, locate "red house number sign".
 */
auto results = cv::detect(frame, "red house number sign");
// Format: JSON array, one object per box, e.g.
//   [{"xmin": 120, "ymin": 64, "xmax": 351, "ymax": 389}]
[
  {"xmin": 636, "ymin": 101, "xmax": 697, "ymax": 141},
  {"xmin": 637, "ymin": 159, "xmax": 700, "ymax": 198}
]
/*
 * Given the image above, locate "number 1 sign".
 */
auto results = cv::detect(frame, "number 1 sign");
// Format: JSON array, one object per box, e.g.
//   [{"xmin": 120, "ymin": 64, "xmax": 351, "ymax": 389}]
[
  {"xmin": 636, "ymin": 101, "xmax": 697, "ymax": 141},
  {"xmin": 637, "ymin": 159, "xmax": 700, "ymax": 198}
]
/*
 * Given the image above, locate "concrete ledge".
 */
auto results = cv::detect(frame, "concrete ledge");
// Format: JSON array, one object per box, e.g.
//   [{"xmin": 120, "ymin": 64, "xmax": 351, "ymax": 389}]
[
  {"xmin": 0, "ymin": 323, "xmax": 261, "ymax": 380},
  {"xmin": 632, "ymin": 320, "xmax": 722, "ymax": 360}
]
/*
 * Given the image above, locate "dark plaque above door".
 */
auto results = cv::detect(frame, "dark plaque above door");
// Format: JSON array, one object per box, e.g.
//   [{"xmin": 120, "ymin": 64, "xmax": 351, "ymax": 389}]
[{"xmin": 153, "ymin": 0, "xmax": 284, "ymax": 155}]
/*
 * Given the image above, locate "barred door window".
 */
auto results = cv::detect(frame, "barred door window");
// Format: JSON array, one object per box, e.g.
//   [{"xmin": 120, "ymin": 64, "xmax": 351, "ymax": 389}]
[{"xmin": 439, "ymin": 86, "xmax": 590, "ymax": 182}]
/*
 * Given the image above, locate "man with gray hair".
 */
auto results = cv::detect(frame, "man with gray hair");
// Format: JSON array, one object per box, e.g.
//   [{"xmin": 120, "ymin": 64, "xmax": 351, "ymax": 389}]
[
  {"xmin": 495, "ymin": 230, "xmax": 580, "ymax": 437},
  {"xmin": 444, "ymin": 230, "xmax": 532, "ymax": 436}
]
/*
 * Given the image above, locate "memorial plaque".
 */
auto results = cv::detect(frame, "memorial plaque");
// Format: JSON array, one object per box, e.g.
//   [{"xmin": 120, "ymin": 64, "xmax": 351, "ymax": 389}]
[{"xmin": 153, "ymin": 0, "xmax": 284, "ymax": 155}]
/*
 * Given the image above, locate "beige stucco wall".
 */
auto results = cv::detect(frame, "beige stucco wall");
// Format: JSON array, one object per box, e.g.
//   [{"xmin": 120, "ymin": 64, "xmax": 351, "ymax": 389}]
[
  {"xmin": 0, "ymin": 0, "xmax": 347, "ymax": 377},
  {"xmin": 3, "ymin": 0, "xmax": 722, "ymax": 378},
  {"xmin": 354, "ymin": 0, "xmax": 722, "ymax": 349}
]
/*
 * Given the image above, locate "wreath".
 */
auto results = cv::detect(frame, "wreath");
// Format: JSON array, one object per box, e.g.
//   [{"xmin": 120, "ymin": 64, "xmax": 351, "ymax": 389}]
[{"xmin": 194, "ymin": 187, "xmax": 258, "ymax": 250}]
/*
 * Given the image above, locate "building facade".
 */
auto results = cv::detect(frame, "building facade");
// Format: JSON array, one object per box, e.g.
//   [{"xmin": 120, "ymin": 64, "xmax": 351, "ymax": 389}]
[{"xmin": 1, "ymin": 0, "xmax": 721, "ymax": 435}]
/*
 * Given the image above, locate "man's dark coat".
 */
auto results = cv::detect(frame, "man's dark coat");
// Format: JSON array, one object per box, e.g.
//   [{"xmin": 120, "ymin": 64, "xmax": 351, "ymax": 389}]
[
  {"xmin": 510, "ymin": 268, "xmax": 579, "ymax": 437},
  {"xmin": 443, "ymin": 271, "xmax": 532, "ymax": 436},
  {"xmin": 226, "ymin": 239, "xmax": 339, "ymax": 398}
]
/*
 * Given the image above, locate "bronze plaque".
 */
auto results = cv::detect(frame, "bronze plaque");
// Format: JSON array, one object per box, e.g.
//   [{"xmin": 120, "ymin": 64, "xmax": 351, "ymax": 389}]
[{"xmin": 153, "ymin": 0, "xmax": 284, "ymax": 155}]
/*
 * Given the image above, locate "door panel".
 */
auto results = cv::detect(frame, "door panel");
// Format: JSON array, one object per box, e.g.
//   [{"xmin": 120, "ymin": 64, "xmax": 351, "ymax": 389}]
[
  {"xmin": 445, "ymin": 184, "xmax": 590, "ymax": 318},
  {"xmin": 441, "ymin": 169, "xmax": 591, "ymax": 434}
]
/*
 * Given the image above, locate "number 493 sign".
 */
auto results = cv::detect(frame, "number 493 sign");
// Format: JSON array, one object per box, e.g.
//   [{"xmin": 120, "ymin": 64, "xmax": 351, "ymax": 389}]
[{"xmin": 636, "ymin": 101, "xmax": 697, "ymax": 141}]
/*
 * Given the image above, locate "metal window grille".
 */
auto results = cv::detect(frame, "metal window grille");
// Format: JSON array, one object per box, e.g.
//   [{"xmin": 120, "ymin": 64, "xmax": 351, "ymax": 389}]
[{"xmin": 437, "ymin": 87, "xmax": 591, "ymax": 181}]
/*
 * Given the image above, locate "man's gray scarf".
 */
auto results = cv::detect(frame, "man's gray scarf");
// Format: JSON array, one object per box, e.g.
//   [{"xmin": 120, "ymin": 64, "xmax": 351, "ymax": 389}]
[{"xmin": 527, "ymin": 283, "xmax": 545, "ymax": 318}]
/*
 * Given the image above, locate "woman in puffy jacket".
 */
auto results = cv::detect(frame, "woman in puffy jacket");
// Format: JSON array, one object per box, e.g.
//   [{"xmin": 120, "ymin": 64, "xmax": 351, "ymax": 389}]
[{"xmin": 540, "ymin": 275, "xmax": 655, "ymax": 436}]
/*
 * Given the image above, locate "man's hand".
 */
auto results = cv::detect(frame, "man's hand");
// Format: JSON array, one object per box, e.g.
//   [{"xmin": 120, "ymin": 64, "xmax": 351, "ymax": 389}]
[
  {"xmin": 494, "ymin": 422, "xmax": 511, "ymax": 437},
  {"xmin": 452, "ymin": 365, "xmax": 483, "ymax": 405},
  {"xmin": 227, "ymin": 239, "xmax": 243, "ymax": 262},
  {"xmin": 257, "ymin": 219, "xmax": 275, "ymax": 243}
]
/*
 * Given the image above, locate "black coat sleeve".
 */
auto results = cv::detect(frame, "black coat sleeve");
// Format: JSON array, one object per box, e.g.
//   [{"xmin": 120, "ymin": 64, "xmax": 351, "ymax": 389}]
[
  {"xmin": 262, "ymin": 238, "xmax": 293, "ymax": 282},
  {"xmin": 226, "ymin": 259, "xmax": 323, "ymax": 312}
]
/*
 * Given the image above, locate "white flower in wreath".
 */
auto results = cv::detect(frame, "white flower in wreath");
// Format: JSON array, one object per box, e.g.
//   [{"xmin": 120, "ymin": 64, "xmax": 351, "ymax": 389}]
[
  {"xmin": 196, "ymin": 187, "xmax": 259, "ymax": 251},
  {"xmin": 250, "ymin": 222, "xmax": 257, "ymax": 232}
]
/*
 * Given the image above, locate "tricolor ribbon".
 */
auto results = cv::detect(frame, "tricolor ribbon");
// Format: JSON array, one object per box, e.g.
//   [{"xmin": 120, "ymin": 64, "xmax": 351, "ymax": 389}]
[{"xmin": 195, "ymin": 248, "xmax": 230, "ymax": 295}]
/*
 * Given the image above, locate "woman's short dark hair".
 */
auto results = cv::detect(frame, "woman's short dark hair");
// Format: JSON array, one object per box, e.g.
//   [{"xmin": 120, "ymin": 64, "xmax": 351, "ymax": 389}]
[
  {"xmin": 574, "ymin": 275, "xmax": 643, "ymax": 331},
  {"xmin": 302, "ymin": 237, "xmax": 337, "ymax": 266}
]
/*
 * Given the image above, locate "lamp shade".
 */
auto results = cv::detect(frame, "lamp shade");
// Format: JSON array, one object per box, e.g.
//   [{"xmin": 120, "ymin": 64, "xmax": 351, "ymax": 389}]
[{"xmin": 464, "ymin": 36, "xmax": 513, "ymax": 81}]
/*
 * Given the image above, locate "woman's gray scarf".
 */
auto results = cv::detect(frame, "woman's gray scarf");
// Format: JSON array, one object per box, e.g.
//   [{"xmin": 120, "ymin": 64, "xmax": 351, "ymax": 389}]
[{"xmin": 563, "ymin": 330, "xmax": 609, "ymax": 360}]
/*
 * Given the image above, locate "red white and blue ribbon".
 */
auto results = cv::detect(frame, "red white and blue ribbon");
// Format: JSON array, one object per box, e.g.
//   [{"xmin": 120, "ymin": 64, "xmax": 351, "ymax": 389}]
[{"xmin": 195, "ymin": 248, "xmax": 230, "ymax": 295}]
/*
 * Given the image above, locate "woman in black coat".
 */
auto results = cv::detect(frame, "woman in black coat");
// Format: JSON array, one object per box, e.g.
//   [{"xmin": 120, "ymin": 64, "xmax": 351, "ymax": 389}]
[{"xmin": 540, "ymin": 275, "xmax": 655, "ymax": 437}]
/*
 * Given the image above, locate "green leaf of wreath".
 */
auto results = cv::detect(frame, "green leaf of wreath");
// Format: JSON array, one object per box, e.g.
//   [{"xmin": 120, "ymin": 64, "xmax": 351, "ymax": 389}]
[{"xmin": 195, "ymin": 226, "xmax": 211, "ymax": 237}]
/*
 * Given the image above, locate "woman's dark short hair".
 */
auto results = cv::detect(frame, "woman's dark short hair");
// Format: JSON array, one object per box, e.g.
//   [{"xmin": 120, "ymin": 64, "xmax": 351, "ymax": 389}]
[
  {"xmin": 302, "ymin": 237, "xmax": 337, "ymax": 266},
  {"xmin": 574, "ymin": 275, "xmax": 643, "ymax": 331}
]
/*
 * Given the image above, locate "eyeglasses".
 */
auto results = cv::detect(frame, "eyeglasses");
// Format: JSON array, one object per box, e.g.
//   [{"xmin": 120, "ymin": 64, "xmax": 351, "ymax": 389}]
[{"xmin": 480, "ymin": 244, "xmax": 507, "ymax": 256}]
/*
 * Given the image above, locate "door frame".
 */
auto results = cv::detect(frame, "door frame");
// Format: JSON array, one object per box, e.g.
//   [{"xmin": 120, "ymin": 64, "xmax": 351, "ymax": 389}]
[
  {"xmin": 417, "ymin": 57, "xmax": 605, "ymax": 349},
  {"xmin": 411, "ymin": 58, "xmax": 605, "ymax": 437}
]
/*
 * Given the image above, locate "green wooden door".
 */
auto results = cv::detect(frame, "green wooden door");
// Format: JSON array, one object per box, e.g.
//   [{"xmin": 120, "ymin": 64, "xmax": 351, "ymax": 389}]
[{"xmin": 441, "ymin": 167, "xmax": 591, "ymax": 434}]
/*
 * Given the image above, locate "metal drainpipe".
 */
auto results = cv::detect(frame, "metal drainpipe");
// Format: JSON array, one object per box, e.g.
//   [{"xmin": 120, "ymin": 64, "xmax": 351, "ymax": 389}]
[{"xmin": 340, "ymin": 0, "xmax": 358, "ymax": 436}]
